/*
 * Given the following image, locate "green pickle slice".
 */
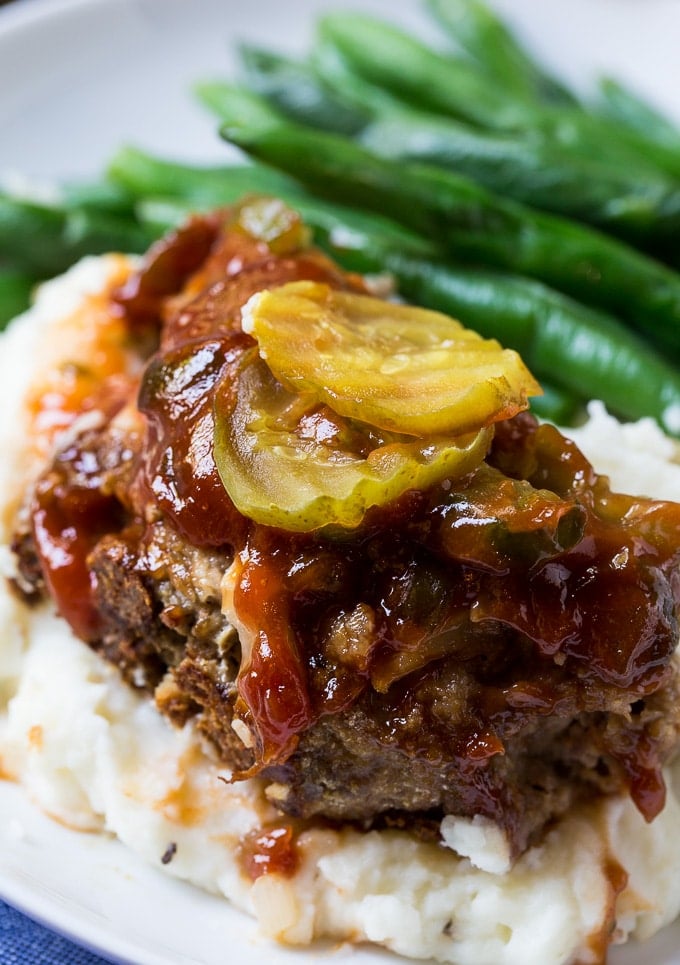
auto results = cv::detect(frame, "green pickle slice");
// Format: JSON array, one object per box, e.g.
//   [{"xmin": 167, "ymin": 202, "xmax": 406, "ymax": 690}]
[
  {"xmin": 214, "ymin": 281, "xmax": 541, "ymax": 532},
  {"xmin": 214, "ymin": 348, "xmax": 493, "ymax": 532},
  {"xmin": 241, "ymin": 280, "xmax": 541, "ymax": 437}
]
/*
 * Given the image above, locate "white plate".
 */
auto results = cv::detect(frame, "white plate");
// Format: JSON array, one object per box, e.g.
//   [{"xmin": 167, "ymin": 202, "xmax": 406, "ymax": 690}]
[{"xmin": 1, "ymin": 0, "xmax": 680, "ymax": 963}]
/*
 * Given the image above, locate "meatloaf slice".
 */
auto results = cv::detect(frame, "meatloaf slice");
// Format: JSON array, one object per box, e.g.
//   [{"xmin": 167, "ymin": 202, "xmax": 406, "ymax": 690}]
[{"xmin": 11, "ymin": 207, "xmax": 680, "ymax": 861}]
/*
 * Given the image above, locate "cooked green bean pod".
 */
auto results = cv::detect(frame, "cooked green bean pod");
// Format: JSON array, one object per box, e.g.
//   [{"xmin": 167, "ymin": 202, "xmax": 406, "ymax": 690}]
[
  {"xmin": 292, "ymin": 93, "xmax": 680, "ymax": 251},
  {"xmin": 0, "ymin": 269, "xmax": 37, "ymax": 329},
  {"xmin": 217, "ymin": 100, "xmax": 680, "ymax": 358},
  {"xmin": 238, "ymin": 46, "xmax": 370, "ymax": 134},
  {"xmin": 310, "ymin": 33, "xmax": 419, "ymax": 120},
  {"xmin": 528, "ymin": 382, "xmax": 584, "ymax": 425},
  {"xmin": 108, "ymin": 142, "xmax": 304, "ymax": 208},
  {"xmin": 597, "ymin": 77, "xmax": 680, "ymax": 153},
  {"xmin": 353, "ymin": 246, "xmax": 680, "ymax": 435},
  {"xmin": 317, "ymin": 12, "xmax": 680, "ymax": 180},
  {"xmin": 0, "ymin": 193, "xmax": 156, "ymax": 276},
  {"xmin": 200, "ymin": 46, "xmax": 680, "ymax": 252},
  {"xmin": 316, "ymin": 12, "xmax": 535, "ymax": 132},
  {"xmin": 424, "ymin": 0, "xmax": 577, "ymax": 107},
  {"xmin": 107, "ymin": 148, "xmax": 680, "ymax": 434},
  {"xmin": 60, "ymin": 180, "xmax": 139, "ymax": 215}
]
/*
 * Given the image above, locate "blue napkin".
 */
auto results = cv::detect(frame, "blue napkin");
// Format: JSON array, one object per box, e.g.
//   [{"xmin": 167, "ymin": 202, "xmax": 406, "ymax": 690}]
[{"xmin": 0, "ymin": 900, "xmax": 111, "ymax": 964}]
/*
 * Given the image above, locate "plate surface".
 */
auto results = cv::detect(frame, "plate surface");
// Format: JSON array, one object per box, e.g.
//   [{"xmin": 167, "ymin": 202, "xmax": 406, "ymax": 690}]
[{"xmin": 1, "ymin": 0, "xmax": 680, "ymax": 963}]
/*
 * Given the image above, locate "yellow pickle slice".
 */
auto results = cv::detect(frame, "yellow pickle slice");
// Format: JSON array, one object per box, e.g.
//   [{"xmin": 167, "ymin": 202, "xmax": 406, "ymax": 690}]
[
  {"xmin": 213, "ymin": 347, "xmax": 493, "ymax": 532},
  {"xmin": 241, "ymin": 280, "xmax": 542, "ymax": 437}
]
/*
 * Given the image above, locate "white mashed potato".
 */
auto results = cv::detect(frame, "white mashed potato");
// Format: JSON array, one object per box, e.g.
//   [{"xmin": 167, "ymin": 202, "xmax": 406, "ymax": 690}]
[{"xmin": 2, "ymin": 257, "xmax": 680, "ymax": 965}]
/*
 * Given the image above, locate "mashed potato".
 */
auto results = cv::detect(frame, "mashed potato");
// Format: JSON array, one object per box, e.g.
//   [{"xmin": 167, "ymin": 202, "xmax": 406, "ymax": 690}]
[{"xmin": 2, "ymin": 258, "xmax": 680, "ymax": 964}]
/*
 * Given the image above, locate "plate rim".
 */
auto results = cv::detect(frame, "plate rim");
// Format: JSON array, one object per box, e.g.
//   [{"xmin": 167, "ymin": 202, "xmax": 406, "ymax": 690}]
[{"xmin": 2, "ymin": 0, "xmax": 680, "ymax": 963}]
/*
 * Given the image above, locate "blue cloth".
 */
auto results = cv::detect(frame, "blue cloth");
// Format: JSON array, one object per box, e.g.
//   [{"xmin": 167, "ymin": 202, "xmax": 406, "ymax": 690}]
[{"xmin": 0, "ymin": 900, "xmax": 111, "ymax": 964}]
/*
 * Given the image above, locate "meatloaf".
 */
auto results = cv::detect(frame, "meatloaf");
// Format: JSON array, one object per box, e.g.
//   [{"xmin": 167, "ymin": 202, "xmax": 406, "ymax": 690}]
[{"xmin": 11, "ymin": 201, "xmax": 680, "ymax": 860}]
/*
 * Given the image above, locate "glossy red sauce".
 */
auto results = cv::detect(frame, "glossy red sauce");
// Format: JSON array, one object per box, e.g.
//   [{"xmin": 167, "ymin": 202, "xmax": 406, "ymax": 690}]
[
  {"xmin": 135, "ymin": 230, "xmax": 362, "ymax": 548},
  {"xmin": 114, "ymin": 214, "xmax": 222, "ymax": 333},
  {"xmin": 239, "ymin": 824, "xmax": 299, "ymax": 881},
  {"xmin": 29, "ymin": 212, "xmax": 680, "ymax": 830},
  {"xmin": 137, "ymin": 334, "xmax": 252, "ymax": 548},
  {"xmin": 230, "ymin": 532, "xmax": 369, "ymax": 767},
  {"xmin": 31, "ymin": 441, "xmax": 126, "ymax": 641},
  {"xmin": 580, "ymin": 858, "xmax": 629, "ymax": 965}
]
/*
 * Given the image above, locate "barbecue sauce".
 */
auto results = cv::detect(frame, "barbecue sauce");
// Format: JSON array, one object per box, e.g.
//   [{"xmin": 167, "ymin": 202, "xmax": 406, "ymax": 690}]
[
  {"xmin": 28, "ymin": 211, "xmax": 680, "ymax": 836},
  {"xmin": 31, "ymin": 440, "xmax": 127, "ymax": 641},
  {"xmin": 239, "ymin": 824, "xmax": 300, "ymax": 881}
]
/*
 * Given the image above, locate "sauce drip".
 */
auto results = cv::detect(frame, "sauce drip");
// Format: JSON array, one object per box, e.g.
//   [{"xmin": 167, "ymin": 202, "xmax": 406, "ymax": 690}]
[
  {"xmin": 32, "ymin": 440, "xmax": 126, "ymax": 641},
  {"xmin": 239, "ymin": 824, "xmax": 299, "ymax": 881},
  {"xmin": 114, "ymin": 214, "xmax": 222, "ymax": 333},
  {"xmin": 137, "ymin": 334, "xmax": 251, "ymax": 548}
]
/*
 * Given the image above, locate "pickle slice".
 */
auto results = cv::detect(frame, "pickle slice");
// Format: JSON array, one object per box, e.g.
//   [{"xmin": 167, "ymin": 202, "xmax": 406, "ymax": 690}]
[
  {"xmin": 241, "ymin": 280, "xmax": 541, "ymax": 437},
  {"xmin": 233, "ymin": 196, "xmax": 311, "ymax": 254},
  {"xmin": 214, "ymin": 347, "xmax": 492, "ymax": 532}
]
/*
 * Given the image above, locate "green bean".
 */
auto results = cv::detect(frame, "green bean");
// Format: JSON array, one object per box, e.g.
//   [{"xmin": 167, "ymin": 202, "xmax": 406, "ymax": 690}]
[
  {"xmin": 597, "ymin": 77, "xmax": 680, "ymax": 153},
  {"xmin": 0, "ymin": 193, "xmax": 157, "ymax": 276},
  {"xmin": 108, "ymin": 144, "xmax": 305, "ymax": 207},
  {"xmin": 318, "ymin": 12, "xmax": 680, "ymax": 180},
  {"xmin": 0, "ymin": 269, "xmax": 37, "ymax": 330},
  {"xmin": 134, "ymin": 197, "xmax": 199, "ymax": 233},
  {"xmin": 356, "ymin": 246, "xmax": 680, "ymax": 435},
  {"xmin": 60, "ymin": 179, "xmax": 137, "ymax": 216},
  {"xmin": 424, "ymin": 0, "xmax": 577, "ymax": 107},
  {"xmin": 357, "ymin": 112, "xmax": 680, "ymax": 252},
  {"xmin": 218, "ymin": 43, "xmax": 680, "ymax": 251},
  {"xmin": 310, "ymin": 33, "xmax": 418, "ymax": 120},
  {"xmin": 0, "ymin": 196, "xmax": 65, "ymax": 275},
  {"xmin": 107, "ymin": 146, "xmax": 433, "ymax": 258},
  {"xmin": 539, "ymin": 109, "xmax": 680, "ymax": 182},
  {"xmin": 528, "ymin": 383, "xmax": 584, "ymax": 426},
  {"xmin": 62, "ymin": 207, "xmax": 158, "ymax": 260},
  {"xmin": 237, "ymin": 46, "xmax": 370, "ymax": 134},
  {"xmin": 108, "ymin": 148, "xmax": 680, "ymax": 434},
  {"xmin": 194, "ymin": 80, "xmax": 291, "ymax": 134},
  {"xmin": 9, "ymin": 140, "xmax": 677, "ymax": 433},
  {"xmin": 316, "ymin": 12, "xmax": 535, "ymax": 131},
  {"xmin": 218, "ymin": 101, "xmax": 680, "ymax": 359},
  {"xmin": 206, "ymin": 43, "xmax": 680, "ymax": 253}
]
